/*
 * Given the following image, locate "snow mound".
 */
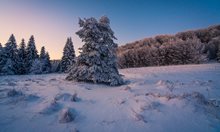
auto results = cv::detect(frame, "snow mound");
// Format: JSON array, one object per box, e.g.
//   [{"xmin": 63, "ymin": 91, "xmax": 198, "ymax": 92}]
[
  {"xmin": 39, "ymin": 100, "xmax": 61, "ymax": 115},
  {"xmin": 7, "ymin": 89, "xmax": 23, "ymax": 97},
  {"xmin": 25, "ymin": 94, "xmax": 40, "ymax": 102},
  {"xmin": 156, "ymin": 80, "xmax": 174, "ymax": 91},
  {"xmin": 59, "ymin": 108, "xmax": 75, "ymax": 123}
]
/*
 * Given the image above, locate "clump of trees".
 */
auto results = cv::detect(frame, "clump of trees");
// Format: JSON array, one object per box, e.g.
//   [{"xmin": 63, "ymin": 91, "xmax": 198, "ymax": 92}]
[
  {"xmin": 66, "ymin": 16, "xmax": 123, "ymax": 86},
  {"xmin": 0, "ymin": 34, "xmax": 51, "ymax": 75},
  {"xmin": 117, "ymin": 25, "xmax": 220, "ymax": 68}
]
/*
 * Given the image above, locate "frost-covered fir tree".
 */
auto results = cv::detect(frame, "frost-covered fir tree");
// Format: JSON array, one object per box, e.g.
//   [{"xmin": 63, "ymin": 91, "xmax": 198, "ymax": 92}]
[
  {"xmin": 30, "ymin": 47, "xmax": 51, "ymax": 74},
  {"xmin": 17, "ymin": 39, "xmax": 27, "ymax": 74},
  {"xmin": 66, "ymin": 16, "xmax": 123, "ymax": 86},
  {"xmin": 0, "ymin": 43, "xmax": 5, "ymax": 74},
  {"xmin": 60, "ymin": 37, "xmax": 75, "ymax": 73},
  {"xmin": 40, "ymin": 46, "xmax": 46, "ymax": 60},
  {"xmin": 2, "ymin": 34, "xmax": 18, "ymax": 74},
  {"xmin": 26, "ymin": 35, "xmax": 39, "ymax": 73},
  {"xmin": 29, "ymin": 59, "xmax": 43, "ymax": 74},
  {"xmin": 39, "ymin": 46, "xmax": 51, "ymax": 73},
  {"xmin": 44, "ymin": 52, "xmax": 51, "ymax": 73}
]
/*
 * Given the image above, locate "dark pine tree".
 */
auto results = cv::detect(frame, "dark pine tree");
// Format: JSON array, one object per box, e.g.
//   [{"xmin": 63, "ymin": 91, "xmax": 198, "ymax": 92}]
[
  {"xmin": 40, "ymin": 46, "xmax": 46, "ymax": 60},
  {"xmin": 17, "ymin": 39, "xmax": 27, "ymax": 74},
  {"xmin": 60, "ymin": 37, "xmax": 75, "ymax": 73},
  {"xmin": 39, "ymin": 46, "xmax": 51, "ymax": 73},
  {"xmin": 0, "ymin": 43, "xmax": 5, "ymax": 74},
  {"xmin": 44, "ymin": 52, "xmax": 51, "ymax": 73},
  {"xmin": 26, "ymin": 35, "xmax": 39, "ymax": 73},
  {"xmin": 2, "ymin": 34, "xmax": 18, "ymax": 74}
]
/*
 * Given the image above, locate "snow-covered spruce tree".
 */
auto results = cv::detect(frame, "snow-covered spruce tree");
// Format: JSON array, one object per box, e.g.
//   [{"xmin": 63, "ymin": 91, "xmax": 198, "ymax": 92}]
[
  {"xmin": 66, "ymin": 16, "xmax": 123, "ymax": 86},
  {"xmin": 0, "ymin": 43, "xmax": 5, "ymax": 74},
  {"xmin": 2, "ymin": 34, "xmax": 18, "ymax": 75},
  {"xmin": 0, "ymin": 43, "xmax": 2, "ymax": 50},
  {"xmin": 40, "ymin": 49, "xmax": 51, "ymax": 73},
  {"xmin": 17, "ymin": 39, "xmax": 27, "ymax": 74},
  {"xmin": 29, "ymin": 59, "xmax": 43, "ymax": 74},
  {"xmin": 26, "ymin": 35, "xmax": 39, "ymax": 73},
  {"xmin": 30, "ymin": 46, "xmax": 51, "ymax": 74},
  {"xmin": 60, "ymin": 37, "xmax": 75, "ymax": 73},
  {"xmin": 40, "ymin": 46, "xmax": 46, "ymax": 60}
]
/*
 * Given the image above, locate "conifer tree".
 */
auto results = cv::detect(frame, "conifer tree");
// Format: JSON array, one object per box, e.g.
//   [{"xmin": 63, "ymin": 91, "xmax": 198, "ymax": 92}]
[
  {"xmin": 40, "ymin": 46, "xmax": 46, "ymax": 60},
  {"xmin": 26, "ymin": 35, "xmax": 39, "ymax": 72},
  {"xmin": 2, "ymin": 34, "xmax": 18, "ymax": 74},
  {"xmin": 17, "ymin": 39, "xmax": 27, "ymax": 74},
  {"xmin": 44, "ymin": 52, "xmax": 51, "ymax": 73},
  {"xmin": 29, "ymin": 45, "xmax": 51, "ymax": 74},
  {"xmin": 66, "ymin": 16, "xmax": 123, "ymax": 86},
  {"xmin": 60, "ymin": 37, "xmax": 75, "ymax": 72},
  {"xmin": 0, "ymin": 43, "xmax": 5, "ymax": 74},
  {"xmin": 39, "ymin": 46, "xmax": 51, "ymax": 73}
]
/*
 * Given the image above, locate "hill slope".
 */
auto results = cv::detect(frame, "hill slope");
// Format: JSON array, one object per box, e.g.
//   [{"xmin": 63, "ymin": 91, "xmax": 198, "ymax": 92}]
[{"xmin": 0, "ymin": 63, "xmax": 220, "ymax": 132}]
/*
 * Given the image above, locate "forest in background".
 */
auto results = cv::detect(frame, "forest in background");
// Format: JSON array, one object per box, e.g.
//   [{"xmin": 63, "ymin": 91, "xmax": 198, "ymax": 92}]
[
  {"xmin": 117, "ymin": 25, "xmax": 220, "ymax": 68},
  {"xmin": 1, "ymin": 24, "xmax": 220, "ymax": 76}
]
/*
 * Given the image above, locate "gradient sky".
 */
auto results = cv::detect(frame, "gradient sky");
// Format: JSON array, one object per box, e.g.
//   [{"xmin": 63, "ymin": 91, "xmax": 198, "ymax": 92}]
[{"xmin": 0, "ymin": 0, "xmax": 220, "ymax": 59}]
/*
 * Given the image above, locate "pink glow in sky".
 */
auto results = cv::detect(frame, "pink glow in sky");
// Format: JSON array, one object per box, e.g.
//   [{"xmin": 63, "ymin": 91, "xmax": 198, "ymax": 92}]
[
  {"xmin": 1, "ymin": 0, "xmax": 219, "ymax": 59},
  {"xmin": 0, "ymin": 1, "xmax": 82, "ymax": 59}
]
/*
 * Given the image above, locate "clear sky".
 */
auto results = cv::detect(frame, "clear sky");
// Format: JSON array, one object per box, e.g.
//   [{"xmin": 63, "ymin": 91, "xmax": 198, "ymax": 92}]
[{"xmin": 0, "ymin": 0, "xmax": 220, "ymax": 59}]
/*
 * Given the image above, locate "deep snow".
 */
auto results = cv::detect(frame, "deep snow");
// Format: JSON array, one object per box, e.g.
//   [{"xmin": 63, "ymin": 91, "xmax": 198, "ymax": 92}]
[{"xmin": 0, "ymin": 63, "xmax": 220, "ymax": 132}]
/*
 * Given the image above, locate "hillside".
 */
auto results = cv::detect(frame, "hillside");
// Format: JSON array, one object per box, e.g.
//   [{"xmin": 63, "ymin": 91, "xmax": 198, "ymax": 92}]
[
  {"xmin": 117, "ymin": 25, "xmax": 220, "ymax": 68},
  {"xmin": 0, "ymin": 63, "xmax": 220, "ymax": 132}
]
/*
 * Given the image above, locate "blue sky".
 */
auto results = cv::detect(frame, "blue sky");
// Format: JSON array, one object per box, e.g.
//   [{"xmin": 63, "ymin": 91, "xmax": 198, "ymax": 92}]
[{"xmin": 0, "ymin": 0, "xmax": 220, "ymax": 59}]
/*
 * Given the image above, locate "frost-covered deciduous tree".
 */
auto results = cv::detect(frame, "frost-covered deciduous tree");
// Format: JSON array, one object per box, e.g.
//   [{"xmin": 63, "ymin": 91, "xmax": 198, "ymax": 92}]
[
  {"xmin": 217, "ymin": 44, "xmax": 220, "ymax": 62},
  {"xmin": 17, "ymin": 39, "xmax": 27, "ymax": 74},
  {"xmin": 26, "ymin": 35, "xmax": 39, "ymax": 73},
  {"xmin": 66, "ymin": 16, "xmax": 123, "ymax": 86},
  {"xmin": 170, "ymin": 37, "xmax": 207, "ymax": 64},
  {"xmin": 60, "ymin": 38, "xmax": 75, "ymax": 73}
]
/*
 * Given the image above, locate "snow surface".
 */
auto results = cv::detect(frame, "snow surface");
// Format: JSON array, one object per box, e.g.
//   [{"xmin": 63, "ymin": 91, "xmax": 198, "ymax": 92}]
[{"xmin": 0, "ymin": 63, "xmax": 220, "ymax": 132}]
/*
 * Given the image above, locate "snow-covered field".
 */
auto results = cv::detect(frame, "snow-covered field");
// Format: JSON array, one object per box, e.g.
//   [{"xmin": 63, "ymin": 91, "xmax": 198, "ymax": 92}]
[{"xmin": 0, "ymin": 63, "xmax": 220, "ymax": 132}]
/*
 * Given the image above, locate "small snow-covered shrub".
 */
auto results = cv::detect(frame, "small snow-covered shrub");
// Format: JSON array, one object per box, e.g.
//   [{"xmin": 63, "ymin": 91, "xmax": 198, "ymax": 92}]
[
  {"xmin": 54, "ymin": 93, "xmax": 80, "ymax": 102},
  {"xmin": 71, "ymin": 93, "xmax": 80, "ymax": 102},
  {"xmin": 7, "ymin": 89, "xmax": 22, "ymax": 97},
  {"xmin": 59, "ymin": 108, "xmax": 74, "ymax": 123},
  {"xmin": 39, "ymin": 100, "xmax": 61, "ymax": 115}
]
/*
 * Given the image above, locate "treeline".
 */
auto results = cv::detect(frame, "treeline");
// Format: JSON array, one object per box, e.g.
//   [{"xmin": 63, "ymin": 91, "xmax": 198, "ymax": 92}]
[
  {"xmin": 117, "ymin": 25, "xmax": 220, "ymax": 68},
  {"xmin": 0, "ymin": 34, "xmax": 51, "ymax": 75},
  {"xmin": 0, "ymin": 35, "xmax": 76, "ymax": 75}
]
